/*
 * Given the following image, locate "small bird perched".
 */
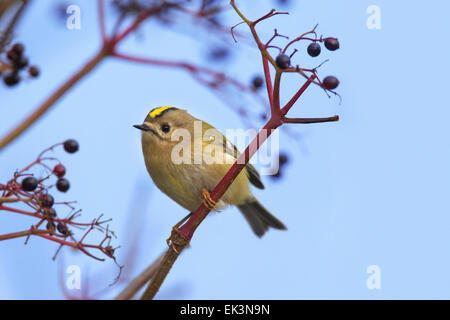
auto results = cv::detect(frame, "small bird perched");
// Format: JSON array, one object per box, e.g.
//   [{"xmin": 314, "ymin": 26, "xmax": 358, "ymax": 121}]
[{"xmin": 134, "ymin": 106, "xmax": 286, "ymax": 237}]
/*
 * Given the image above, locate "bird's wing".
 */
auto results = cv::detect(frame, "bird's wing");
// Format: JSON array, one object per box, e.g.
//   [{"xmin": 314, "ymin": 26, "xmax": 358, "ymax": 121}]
[
  {"xmin": 201, "ymin": 121, "xmax": 265, "ymax": 189},
  {"xmin": 221, "ymin": 132, "xmax": 265, "ymax": 190},
  {"xmin": 245, "ymin": 162, "xmax": 265, "ymax": 189}
]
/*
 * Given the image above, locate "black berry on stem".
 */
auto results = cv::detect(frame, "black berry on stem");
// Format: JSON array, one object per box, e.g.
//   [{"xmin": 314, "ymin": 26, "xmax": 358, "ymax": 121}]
[
  {"xmin": 14, "ymin": 56, "xmax": 28, "ymax": 70},
  {"xmin": 63, "ymin": 139, "xmax": 79, "ymax": 153},
  {"xmin": 3, "ymin": 71, "xmax": 20, "ymax": 86},
  {"xmin": 322, "ymin": 76, "xmax": 340, "ymax": 90},
  {"xmin": 6, "ymin": 50, "xmax": 18, "ymax": 62},
  {"xmin": 307, "ymin": 42, "xmax": 321, "ymax": 57},
  {"xmin": 57, "ymin": 222, "xmax": 69, "ymax": 235},
  {"xmin": 275, "ymin": 54, "xmax": 290, "ymax": 69},
  {"xmin": 324, "ymin": 38, "xmax": 339, "ymax": 51},
  {"xmin": 46, "ymin": 221, "xmax": 55, "ymax": 231},
  {"xmin": 11, "ymin": 43, "xmax": 24, "ymax": 55},
  {"xmin": 21, "ymin": 177, "xmax": 38, "ymax": 192},
  {"xmin": 44, "ymin": 208, "xmax": 57, "ymax": 219},
  {"xmin": 40, "ymin": 194, "xmax": 54, "ymax": 208},
  {"xmin": 56, "ymin": 178, "xmax": 70, "ymax": 192}
]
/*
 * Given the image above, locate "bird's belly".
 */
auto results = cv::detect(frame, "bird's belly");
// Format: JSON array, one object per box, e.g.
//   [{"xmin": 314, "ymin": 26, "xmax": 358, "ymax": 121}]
[
  {"xmin": 146, "ymin": 160, "xmax": 250, "ymax": 212},
  {"xmin": 148, "ymin": 164, "xmax": 203, "ymax": 212}
]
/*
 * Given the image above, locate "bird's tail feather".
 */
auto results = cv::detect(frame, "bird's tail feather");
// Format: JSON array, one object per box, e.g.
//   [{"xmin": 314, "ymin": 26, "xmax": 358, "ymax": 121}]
[{"xmin": 237, "ymin": 200, "xmax": 286, "ymax": 237}]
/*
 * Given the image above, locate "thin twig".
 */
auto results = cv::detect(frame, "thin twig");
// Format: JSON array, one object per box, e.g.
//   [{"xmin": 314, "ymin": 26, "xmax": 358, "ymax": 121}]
[
  {"xmin": 0, "ymin": 0, "xmax": 28, "ymax": 51},
  {"xmin": 282, "ymin": 115, "xmax": 339, "ymax": 124},
  {"xmin": 97, "ymin": 0, "xmax": 107, "ymax": 44}
]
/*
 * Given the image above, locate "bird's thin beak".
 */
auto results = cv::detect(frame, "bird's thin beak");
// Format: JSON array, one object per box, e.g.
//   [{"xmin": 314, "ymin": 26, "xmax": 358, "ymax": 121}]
[{"xmin": 133, "ymin": 124, "xmax": 151, "ymax": 131}]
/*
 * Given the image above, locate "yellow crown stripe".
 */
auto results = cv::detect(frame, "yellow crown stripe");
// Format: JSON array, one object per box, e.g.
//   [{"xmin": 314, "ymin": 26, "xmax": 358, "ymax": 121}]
[{"xmin": 149, "ymin": 106, "xmax": 175, "ymax": 118}]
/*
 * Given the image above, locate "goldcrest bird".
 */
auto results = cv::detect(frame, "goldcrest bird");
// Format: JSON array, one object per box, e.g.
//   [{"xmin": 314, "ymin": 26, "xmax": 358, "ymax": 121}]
[{"xmin": 134, "ymin": 106, "xmax": 286, "ymax": 237}]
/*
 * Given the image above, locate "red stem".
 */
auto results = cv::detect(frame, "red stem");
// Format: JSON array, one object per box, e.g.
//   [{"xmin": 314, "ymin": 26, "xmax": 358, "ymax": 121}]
[
  {"xmin": 111, "ymin": 3, "xmax": 170, "ymax": 46},
  {"xmin": 0, "ymin": 229, "xmax": 49, "ymax": 241},
  {"xmin": 97, "ymin": 0, "xmax": 107, "ymax": 44},
  {"xmin": 262, "ymin": 55, "xmax": 273, "ymax": 109},
  {"xmin": 178, "ymin": 117, "xmax": 281, "ymax": 240},
  {"xmin": 0, "ymin": 204, "xmax": 37, "ymax": 218},
  {"xmin": 37, "ymin": 233, "xmax": 105, "ymax": 261},
  {"xmin": 112, "ymin": 52, "xmax": 250, "ymax": 92},
  {"xmin": 282, "ymin": 29, "xmax": 317, "ymax": 54},
  {"xmin": 281, "ymin": 75, "xmax": 316, "ymax": 116}
]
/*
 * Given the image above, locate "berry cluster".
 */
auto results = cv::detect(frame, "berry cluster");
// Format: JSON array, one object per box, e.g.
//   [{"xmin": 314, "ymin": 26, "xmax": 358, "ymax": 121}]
[
  {"xmin": 1, "ymin": 42, "xmax": 40, "ymax": 87},
  {"xmin": 306, "ymin": 38, "xmax": 339, "ymax": 57},
  {"xmin": 19, "ymin": 140, "xmax": 79, "ymax": 234},
  {"xmin": 273, "ymin": 37, "xmax": 340, "ymax": 91},
  {"xmin": 0, "ymin": 139, "xmax": 116, "ymax": 262},
  {"xmin": 21, "ymin": 140, "xmax": 78, "ymax": 195}
]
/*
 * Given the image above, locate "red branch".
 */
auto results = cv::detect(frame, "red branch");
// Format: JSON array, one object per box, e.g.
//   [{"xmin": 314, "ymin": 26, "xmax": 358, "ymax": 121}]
[
  {"xmin": 97, "ymin": 0, "xmax": 107, "ymax": 44},
  {"xmin": 112, "ymin": 51, "xmax": 248, "ymax": 91}
]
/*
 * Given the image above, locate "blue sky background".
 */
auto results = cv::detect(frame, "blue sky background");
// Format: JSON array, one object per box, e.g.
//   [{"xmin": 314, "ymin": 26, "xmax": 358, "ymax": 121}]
[{"xmin": 1, "ymin": 0, "xmax": 450, "ymax": 299}]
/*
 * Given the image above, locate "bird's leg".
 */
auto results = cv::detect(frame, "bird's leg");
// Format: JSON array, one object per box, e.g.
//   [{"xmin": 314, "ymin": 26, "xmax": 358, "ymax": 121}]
[
  {"xmin": 174, "ymin": 212, "xmax": 192, "ymax": 229},
  {"xmin": 202, "ymin": 188, "xmax": 220, "ymax": 212},
  {"xmin": 166, "ymin": 188, "xmax": 219, "ymax": 252},
  {"xmin": 166, "ymin": 212, "xmax": 192, "ymax": 251}
]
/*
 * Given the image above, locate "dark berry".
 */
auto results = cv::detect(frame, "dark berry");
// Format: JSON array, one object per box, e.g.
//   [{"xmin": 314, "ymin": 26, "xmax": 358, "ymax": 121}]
[
  {"xmin": 275, "ymin": 54, "xmax": 290, "ymax": 69},
  {"xmin": 14, "ymin": 56, "xmax": 28, "ymax": 70},
  {"xmin": 28, "ymin": 66, "xmax": 40, "ymax": 77},
  {"xmin": 56, "ymin": 178, "xmax": 70, "ymax": 192},
  {"xmin": 3, "ymin": 71, "xmax": 20, "ymax": 86},
  {"xmin": 251, "ymin": 76, "xmax": 264, "ymax": 89},
  {"xmin": 270, "ymin": 170, "xmax": 282, "ymax": 180},
  {"xmin": 21, "ymin": 177, "xmax": 38, "ymax": 192},
  {"xmin": 11, "ymin": 43, "xmax": 24, "ymax": 56},
  {"xmin": 324, "ymin": 38, "xmax": 339, "ymax": 51},
  {"xmin": 40, "ymin": 194, "xmax": 54, "ymax": 208},
  {"xmin": 63, "ymin": 139, "xmax": 79, "ymax": 153},
  {"xmin": 279, "ymin": 153, "xmax": 288, "ymax": 165},
  {"xmin": 44, "ymin": 207, "xmax": 57, "ymax": 219},
  {"xmin": 322, "ymin": 76, "xmax": 340, "ymax": 90},
  {"xmin": 46, "ymin": 221, "xmax": 55, "ymax": 231},
  {"xmin": 53, "ymin": 164, "xmax": 66, "ymax": 178},
  {"xmin": 6, "ymin": 50, "xmax": 18, "ymax": 61},
  {"xmin": 307, "ymin": 42, "xmax": 321, "ymax": 57},
  {"xmin": 57, "ymin": 222, "xmax": 69, "ymax": 235},
  {"xmin": 209, "ymin": 47, "xmax": 229, "ymax": 61}
]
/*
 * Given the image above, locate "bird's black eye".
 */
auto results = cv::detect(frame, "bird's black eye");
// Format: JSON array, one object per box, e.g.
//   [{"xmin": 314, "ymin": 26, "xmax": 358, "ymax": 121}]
[{"xmin": 161, "ymin": 123, "xmax": 171, "ymax": 133}]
